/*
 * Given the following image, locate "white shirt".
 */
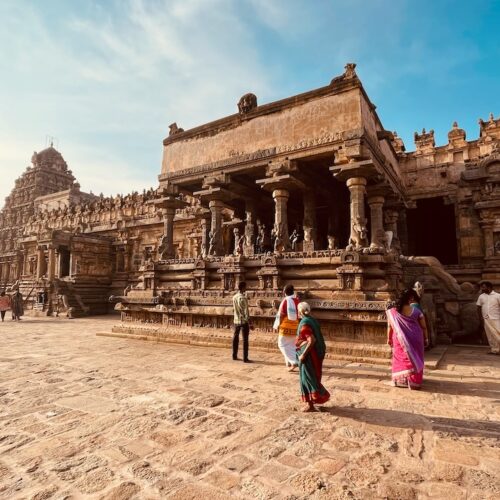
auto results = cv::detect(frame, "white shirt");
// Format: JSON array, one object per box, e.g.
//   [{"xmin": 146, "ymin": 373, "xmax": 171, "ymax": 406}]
[{"xmin": 476, "ymin": 291, "xmax": 500, "ymax": 320}]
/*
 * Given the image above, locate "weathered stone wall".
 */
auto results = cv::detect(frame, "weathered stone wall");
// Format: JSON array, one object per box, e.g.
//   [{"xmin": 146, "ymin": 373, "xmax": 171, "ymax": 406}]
[{"xmin": 161, "ymin": 87, "xmax": 362, "ymax": 175}]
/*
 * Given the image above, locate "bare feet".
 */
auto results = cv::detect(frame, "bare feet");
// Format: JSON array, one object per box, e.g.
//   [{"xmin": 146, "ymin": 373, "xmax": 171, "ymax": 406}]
[
  {"xmin": 287, "ymin": 364, "xmax": 296, "ymax": 372},
  {"xmin": 302, "ymin": 404, "xmax": 316, "ymax": 412}
]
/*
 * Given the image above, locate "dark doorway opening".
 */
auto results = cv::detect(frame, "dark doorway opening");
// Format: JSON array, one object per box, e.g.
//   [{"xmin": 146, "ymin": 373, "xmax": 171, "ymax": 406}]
[
  {"xmin": 59, "ymin": 247, "xmax": 71, "ymax": 277},
  {"xmin": 406, "ymin": 197, "xmax": 458, "ymax": 264}
]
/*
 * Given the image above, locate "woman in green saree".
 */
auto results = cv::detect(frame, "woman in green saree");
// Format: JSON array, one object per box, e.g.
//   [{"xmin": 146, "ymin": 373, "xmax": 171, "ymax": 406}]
[{"xmin": 296, "ymin": 302, "xmax": 330, "ymax": 412}]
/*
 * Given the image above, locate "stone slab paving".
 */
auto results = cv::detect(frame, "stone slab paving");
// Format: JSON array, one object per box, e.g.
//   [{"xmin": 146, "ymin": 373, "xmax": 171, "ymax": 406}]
[{"xmin": 0, "ymin": 316, "xmax": 499, "ymax": 500}]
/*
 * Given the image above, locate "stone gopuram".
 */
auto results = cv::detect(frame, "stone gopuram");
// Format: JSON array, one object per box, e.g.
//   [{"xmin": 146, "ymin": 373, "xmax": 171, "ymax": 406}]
[{"xmin": 1, "ymin": 64, "xmax": 499, "ymax": 361}]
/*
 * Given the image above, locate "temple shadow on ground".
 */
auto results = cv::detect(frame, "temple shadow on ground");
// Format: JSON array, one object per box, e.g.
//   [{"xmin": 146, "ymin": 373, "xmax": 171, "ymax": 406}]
[{"xmin": 323, "ymin": 406, "xmax": 500, "ymax": 439}]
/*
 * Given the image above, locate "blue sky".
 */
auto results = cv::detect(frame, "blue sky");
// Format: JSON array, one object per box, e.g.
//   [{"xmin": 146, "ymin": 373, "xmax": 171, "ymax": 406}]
[{"xmin": 1, "ymin": 0, "xmax": 499, "ymax": 205}]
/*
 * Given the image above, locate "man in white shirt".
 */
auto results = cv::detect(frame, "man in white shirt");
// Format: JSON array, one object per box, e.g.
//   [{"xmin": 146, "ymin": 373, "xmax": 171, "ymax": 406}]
[
  {"xmin": 232, "ymin": 281, "xmax": 253, "ymax": 362},
  {"xmin": 476, "ymin": 281, "xmax": 500, "ymax": 354}
]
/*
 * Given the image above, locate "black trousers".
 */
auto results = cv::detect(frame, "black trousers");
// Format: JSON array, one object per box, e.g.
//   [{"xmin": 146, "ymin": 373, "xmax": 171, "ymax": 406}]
[
  {"xmin": 233, "ymin": 323, "xmax": 249, "ymax": 360},
  {"xmin": 0, "ymin": 311, "xmax": 5, "ymax": 321}
]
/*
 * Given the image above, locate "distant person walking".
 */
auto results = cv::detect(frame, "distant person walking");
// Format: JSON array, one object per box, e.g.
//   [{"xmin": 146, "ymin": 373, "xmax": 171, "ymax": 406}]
[
  {"xmin": 0, "ymin": 291, "xmax": 11, "ymax": 322},
  {"xmin": 296, "ymin": 302, "xmax": 330, "ymax": 412},
  {"xmin": 232, "ymin": 281, "xmax": 252, "ymax": 362},
  {"xmin": 476, "ymin": 281, "xmax": 500, "ymax": 355},
  {"xmin": 11, "ymin": 289, "xmax": 24, "ymax": 321},
  {"xmin": 273, "ymin": 284, "xmax": 300, "ymax": 371},
  {"xmin": 386, "ymin": 289, "xmax": 428, "ymax": 390}
]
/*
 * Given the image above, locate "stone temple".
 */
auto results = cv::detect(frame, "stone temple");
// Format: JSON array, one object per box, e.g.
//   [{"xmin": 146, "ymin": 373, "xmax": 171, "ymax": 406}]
[{"xmin": 1, "ymin": 64, "xmax": 499, "ymax": 361}]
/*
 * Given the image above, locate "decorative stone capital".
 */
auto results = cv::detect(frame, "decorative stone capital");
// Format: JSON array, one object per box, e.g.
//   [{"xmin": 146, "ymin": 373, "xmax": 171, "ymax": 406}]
[
  {"xmin": 346, "ymin": 177, "xmax": 367, "ymax": 189},
  {"xmin": 367, "ymin": 195, "xmax": 385, "ymax": 207},
  {"xmin": 272, "ymin": 189, "xmax": 289, "ymax": 201}
]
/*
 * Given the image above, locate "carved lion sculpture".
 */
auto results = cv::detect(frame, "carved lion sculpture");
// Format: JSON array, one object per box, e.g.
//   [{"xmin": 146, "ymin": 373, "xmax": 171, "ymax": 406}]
[{"xmin": 347, "ymin": 216, "xmax": 368, "ymax": 250}]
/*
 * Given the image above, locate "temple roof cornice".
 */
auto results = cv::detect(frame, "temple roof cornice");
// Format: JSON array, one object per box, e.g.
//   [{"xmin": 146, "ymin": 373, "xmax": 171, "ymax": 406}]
[{"xmin": 162, "ymin": 69, "xmax": 374, "ymax": 147}]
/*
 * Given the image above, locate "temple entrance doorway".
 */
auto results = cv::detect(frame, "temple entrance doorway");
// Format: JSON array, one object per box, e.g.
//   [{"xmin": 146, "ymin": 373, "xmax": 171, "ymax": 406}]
[
  {"xmin": 59, "ymin": 247, "xmax": 71, "ymax": 277},
  {"xmin": 406, "ymin": 197, "xmax": 458, "ymax": 264}
]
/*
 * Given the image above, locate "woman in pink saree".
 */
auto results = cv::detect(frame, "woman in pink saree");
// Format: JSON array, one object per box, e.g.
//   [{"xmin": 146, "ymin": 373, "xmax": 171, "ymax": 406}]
[{"xmin": 386, "ymin": 289, "xmax": 429, "ymax": 389}]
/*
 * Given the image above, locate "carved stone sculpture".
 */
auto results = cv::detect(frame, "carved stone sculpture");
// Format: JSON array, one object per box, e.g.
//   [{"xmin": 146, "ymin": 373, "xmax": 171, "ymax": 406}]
[
  {"xmin": 384, "ymin": 230, "xmax": 394, "ymax": 252},
  {"xmin": 327, "ymin": 235, "xmax": 337, "ymax": 250},
  {"xmin": 169, "ymin": 122, "xmax": 184, "ymax": 136},
  {"xmin": 237, "ymin": 93, "xmax": 257, "ymax": 114},
  {"xmin": 289, "ymin": 229, "xmax": 299, "ymax": 251},
  {"xmin": 347, "ymin": 216, "xmax": 368, "ymax": 250}
]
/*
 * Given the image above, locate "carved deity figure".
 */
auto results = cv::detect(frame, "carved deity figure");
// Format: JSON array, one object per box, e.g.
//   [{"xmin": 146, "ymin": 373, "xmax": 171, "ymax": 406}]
[
  {"xmin": 345, "ymin": 275, "xmax": 354, "ymax": 290},
  {"xmin": 495, "ymin": 239, "xmax": 500, "ymax": 255},
  {"xmin": 327, "ymin": 235, "xmax": 337, "ymax": 250},
  {"xmin": 208, "ymin": 230, "xmax": 219, "ymax": 256},
  {"xmin": 157, "ymin": 234, "xmax": 169, "ymax": 260},
  {"xmin": 289, "ymin": 229, "xmax": 299, "ymax": 251},
  {"xmin": 142, "ymin": 247, "xmax": 153, "ymax": 264},
  {"xmin": 384, "ymin": 230, "xmax": 394, "ymax": 252},
  {"xmin": 272, "ymin": 224, "xmax": 285, "ymax": 253},
  {"xmin": 413, "ymin": 281, "xmax": 424, "ymax": 299},
  {"xmin": 233, "ymin": 228, "xmax": 244, "ymax": 256}
]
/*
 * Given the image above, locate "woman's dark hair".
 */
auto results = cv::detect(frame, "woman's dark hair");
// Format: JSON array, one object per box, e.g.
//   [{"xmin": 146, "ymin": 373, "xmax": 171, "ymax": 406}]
[
  {"xmin": 396, "ymin": 288, "xmax": 419, "ymax": 313},
  {"xmin": 238, "ymin": 281, "xmax": 247, "ymax": 292},
  {"xmin": 284, "ymin": 284, "xmax": 294, "ymax": 296}
]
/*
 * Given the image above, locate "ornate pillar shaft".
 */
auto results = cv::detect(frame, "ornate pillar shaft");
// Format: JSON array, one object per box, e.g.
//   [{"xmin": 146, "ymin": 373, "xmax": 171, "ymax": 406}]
[
  {"xmin": 200, "ymin": 216, "xmax": 210, "ymax": 257},
  {"xmin": 47, "ymin": 247, "xmax": 56, "ymax": 280},
  {"xmin": 272, "ymin": 188, "xmax": 290, "ymax": 251},
  {"xmin": 346, "ymin": 177, "xmax": 367, "ymax": 248},
  {"xmin": 244, "ymin": 201, "xmax": 255, "ymax": 256},
  {"xmin": 36, "ymin": 248, "xmax": 45, "ymax": 278},
  {"xmin": 209, "ymin": 199, "xmax": 224, "ymax": 255},
  {"xmin": 124, "ymin": 247, "xmax": 130, "ymax": 271},
  {"xmin": 303, "ymin": 191, "xmax": 316, "ymax": 251},
  {"xmin": 367, "ymin": 195, "xmax": 385, "ymax": 249},
  {"xmin": 162, "ymin": 207, "xmax": 176, "ymax": 259}
]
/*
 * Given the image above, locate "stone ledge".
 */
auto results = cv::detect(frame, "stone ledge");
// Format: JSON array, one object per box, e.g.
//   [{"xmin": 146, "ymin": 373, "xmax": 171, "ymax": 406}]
[{"xmin": 98, "ymin": 326, "xmax": 392, "ymax": 365}]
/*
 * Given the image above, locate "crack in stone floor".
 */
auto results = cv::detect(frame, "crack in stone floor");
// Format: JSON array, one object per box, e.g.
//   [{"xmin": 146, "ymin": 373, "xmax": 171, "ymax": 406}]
[{"xmin": 0, "ymin": 315, "xmax": 499, "ymax": 499}]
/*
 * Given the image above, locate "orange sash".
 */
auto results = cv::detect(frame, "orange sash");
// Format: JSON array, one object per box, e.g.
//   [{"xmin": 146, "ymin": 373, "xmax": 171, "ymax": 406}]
[{"xmin": 279, "ymin": 317, "xmax": 299, "ymax": 336}]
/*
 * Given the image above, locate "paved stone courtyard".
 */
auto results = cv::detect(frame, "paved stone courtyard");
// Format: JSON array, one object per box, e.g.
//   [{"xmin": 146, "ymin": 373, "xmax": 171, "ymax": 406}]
[{"xmin": 0, "ymin": 316, "xmax": 499, "ymax": 500}]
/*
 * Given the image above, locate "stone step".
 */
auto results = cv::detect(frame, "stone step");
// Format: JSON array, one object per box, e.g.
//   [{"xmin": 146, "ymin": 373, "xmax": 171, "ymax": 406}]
[{"xmin": 100, "ymin": 323, "xmax": 393, "ymax": 365}]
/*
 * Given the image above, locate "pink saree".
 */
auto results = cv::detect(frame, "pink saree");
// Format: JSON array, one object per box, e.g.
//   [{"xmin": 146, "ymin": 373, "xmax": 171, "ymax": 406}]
[{"xmin": 386, "ymin": 307, "xmax": 425, "ymax": 389}]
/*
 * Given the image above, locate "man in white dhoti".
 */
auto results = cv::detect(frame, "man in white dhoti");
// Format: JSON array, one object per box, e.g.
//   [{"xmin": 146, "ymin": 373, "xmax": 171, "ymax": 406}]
[
  {"xmin": 476, "ymin": 281, "xmax": 500, "ymax": 355},
  {"xmin": 274, "ymin": 284, "xmax": 300, "ymax": 371}
]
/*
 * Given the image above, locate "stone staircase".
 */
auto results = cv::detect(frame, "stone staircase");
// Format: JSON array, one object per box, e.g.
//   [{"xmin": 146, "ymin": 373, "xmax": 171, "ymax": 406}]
[{"xmin": 53, "ymin": 277, "xmax": 111, "ymax": 317}]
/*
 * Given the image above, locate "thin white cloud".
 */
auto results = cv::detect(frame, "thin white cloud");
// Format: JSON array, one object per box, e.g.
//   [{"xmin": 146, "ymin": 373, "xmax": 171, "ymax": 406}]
[{"xmin": 0, "ymin": 0, "xmax": 274, "ymax": 206}]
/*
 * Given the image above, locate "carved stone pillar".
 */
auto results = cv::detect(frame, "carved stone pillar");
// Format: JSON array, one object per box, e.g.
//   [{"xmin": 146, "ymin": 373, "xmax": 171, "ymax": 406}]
[
  {"xmin": 346, "ymin": 177, "xmax": 368, "ymax": 249},
  {"xmin": 367, "ymin": 195, "xmax": 385, "ymax": 250},
  {"xmin": 272, "ymin": 189, "xmax": 290, "ymax": 252},
  {"xmin": 162, "ymin": 207, "xmax": 176, "ymax": 259},
  {"xmin": 303, "ymin": 191, "xmax": 317, "ymax": 252},
  {"xmin": 17, "ymin": 253, "xmax": 24, "ymax": 279},
  {"xmin": 47, "ymin": 245, "xmax": 56, "ymax": 280},
  {"xmin": 200, "ymin": 216, "xmax": 210, "ymax": 258},
  {"xmin": 244, "ymin": 201, "xmax": 255, "ymax": 256},
  {"xmin": 36, "ymin": 247, "xmax": 45, "ymax": 278},
  {"xmin": 209, "ymin": 199, "xmax": 224, "ymax": 255},
  {"xmin": 124, "ymin": 246, "xmax": 131, "ymax": 271}
]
